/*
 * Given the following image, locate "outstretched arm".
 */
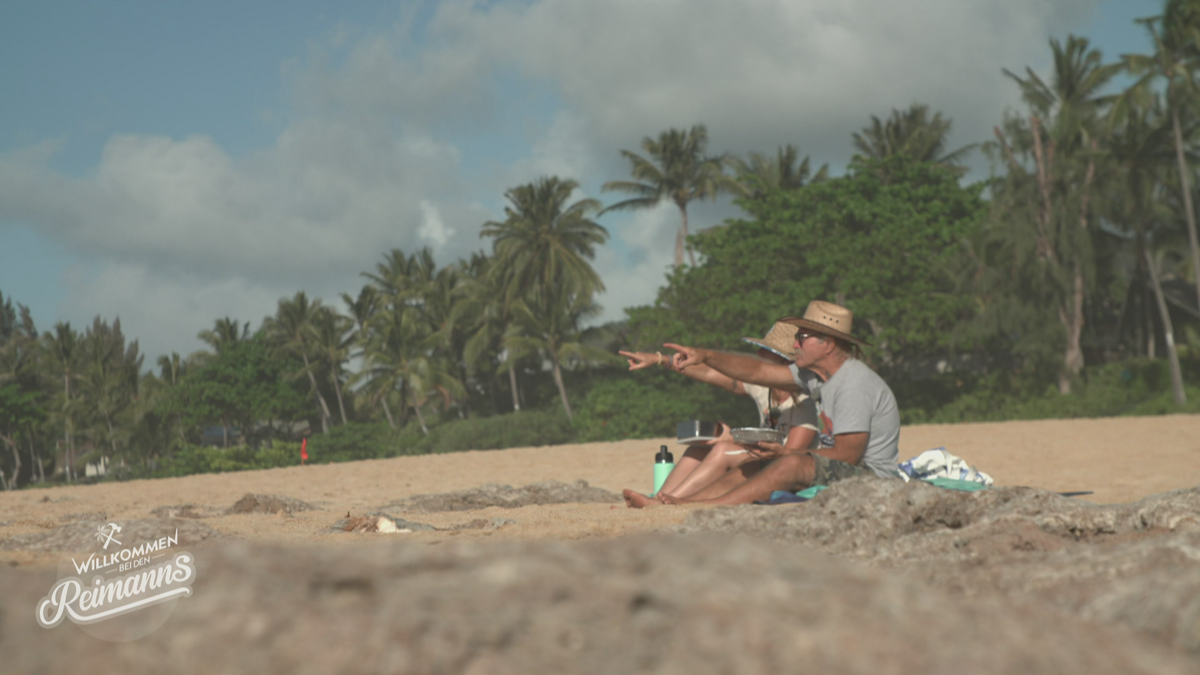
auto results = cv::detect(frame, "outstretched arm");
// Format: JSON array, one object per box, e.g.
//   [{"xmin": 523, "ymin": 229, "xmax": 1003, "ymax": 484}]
[
  {"xmin": 665, "ymin": 343, "xmax": 799, "ymax": 392},
  {"xmin": 621, "ymin": 349, "xmax": 746, "ymax": 394},
  {"xmin": 619, "ymin": 350, "xmax": 671, "ymax": 371},
  {"xmin": 669, "ymin": 356, "xmax": 745, "ymax": 394}
]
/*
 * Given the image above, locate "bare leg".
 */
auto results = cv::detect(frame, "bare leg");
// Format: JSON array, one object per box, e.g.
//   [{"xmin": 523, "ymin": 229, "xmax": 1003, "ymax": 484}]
[
  {"xmin": 623, "ymin": 446, "xmax": 712, "ymax": 509},
  {"xmin": 662, "ymin": 440, "xmax": 756, "ymax": 499},
  {"xmin": 625, "ymin": 459, "xmax": 761, "ymax": 508},
  {"xmin": 691, "ymin": 453, "xmax": 816, "ymax": 506},
  {"xmin": 655, "ymin": 445, "xmax": 711, "ymax": 496},
  {"xmin": 669, "ymin": 458, "xmax": 764, "ymax": 501},
  {"xmin": 623, "ymin": 489, "xmax": 662, "ymax": 508}
]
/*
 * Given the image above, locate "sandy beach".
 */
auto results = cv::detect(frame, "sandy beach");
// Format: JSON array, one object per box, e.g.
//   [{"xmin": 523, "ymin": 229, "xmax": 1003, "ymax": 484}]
[
  {"xmin": 2, "ymin": 414, "xmax": 1198, "ymax": 567},
  {"xmin": 3, "ymin": 414, "xmax": 1200, "ymax": 674}
]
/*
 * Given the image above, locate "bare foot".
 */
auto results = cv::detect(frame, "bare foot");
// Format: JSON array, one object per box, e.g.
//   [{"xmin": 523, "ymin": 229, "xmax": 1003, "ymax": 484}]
[
  {"xmin": 623, "ymin": 489, "xmax": 661, "ymax": 509},
  {"xmin": 658, "ymin": 493, "xmax": 686, "ymax": 505}
]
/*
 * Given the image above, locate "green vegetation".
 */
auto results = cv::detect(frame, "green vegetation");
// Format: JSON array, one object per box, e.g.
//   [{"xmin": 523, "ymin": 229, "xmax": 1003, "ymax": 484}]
[
  {"xmin": 907, "ymin": 357, "xmax": 1200, "ymax": 424},
  {"xmin": 1, "ymin": 2, "xmax": 1199, "ymax": 487},
  {"xmin": 574, "ymin": 371, "xmax": 752, "ymax": 442},
  {"xmin": 130, "ymin": 411, "xmax": 577, "ymax": 480},
  {"xmin": 627, "ymin": 154, "xmax": 986, "ymax": 375}
]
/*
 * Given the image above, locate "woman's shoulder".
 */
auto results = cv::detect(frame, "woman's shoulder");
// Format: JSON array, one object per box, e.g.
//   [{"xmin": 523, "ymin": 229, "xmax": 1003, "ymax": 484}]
[{"xmin": 742, "ymin": 381, "xmax": 769, "ymax": 397}]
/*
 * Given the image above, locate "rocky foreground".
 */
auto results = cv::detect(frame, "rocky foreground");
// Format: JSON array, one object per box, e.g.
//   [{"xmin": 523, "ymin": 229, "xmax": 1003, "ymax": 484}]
[{"xmin": 2, "ymin": 478, "xmax": 1199, "ymax": 674}]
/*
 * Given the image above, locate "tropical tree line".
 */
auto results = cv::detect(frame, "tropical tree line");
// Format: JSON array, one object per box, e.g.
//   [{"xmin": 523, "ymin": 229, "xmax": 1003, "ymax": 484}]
[
  {"xmin": 1, "ymin": 4, "xmax": 1198, "ymax": 488},
  {"xmin": 623, "ymin": 9, "xmax": 1200, "ymax": 405},
  {"xmin": 0, "ymin": 173, "xmax": 618, "ymax": 487}
]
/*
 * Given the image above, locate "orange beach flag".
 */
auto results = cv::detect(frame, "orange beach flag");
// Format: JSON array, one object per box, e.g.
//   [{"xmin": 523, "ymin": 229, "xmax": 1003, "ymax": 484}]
[{"xmin": 301, "ymin": 438, "xmax": 308, "ymax": 465}]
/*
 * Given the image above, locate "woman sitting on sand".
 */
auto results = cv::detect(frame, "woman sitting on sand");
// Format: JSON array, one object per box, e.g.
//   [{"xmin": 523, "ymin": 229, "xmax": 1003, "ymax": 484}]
[{"xmin": 619, "ymin": 322, "xmax": 819, "ymax": 503}]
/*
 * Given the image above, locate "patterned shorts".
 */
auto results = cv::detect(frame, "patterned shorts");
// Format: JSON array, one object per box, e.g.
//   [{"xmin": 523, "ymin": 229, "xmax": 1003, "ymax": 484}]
[{"xmin": 809, "ymin": 452, "xmax": 875, "ymax": 486}]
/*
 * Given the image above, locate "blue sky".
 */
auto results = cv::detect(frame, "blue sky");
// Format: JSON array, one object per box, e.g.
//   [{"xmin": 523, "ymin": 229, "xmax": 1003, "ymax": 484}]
[{"xmin": 0, "ymin": 0, "xmax": 1164, "ymax": 362}]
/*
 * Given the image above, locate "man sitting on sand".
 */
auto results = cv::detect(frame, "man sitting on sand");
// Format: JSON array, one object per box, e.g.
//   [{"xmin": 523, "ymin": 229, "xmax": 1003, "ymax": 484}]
[
  {"xmin": 619, "ymin": 321, "xmax": 819, "ymax": 502},
  {"xmin": 624, "ymin": 300, "xmax": 901, "ymax": 508}
]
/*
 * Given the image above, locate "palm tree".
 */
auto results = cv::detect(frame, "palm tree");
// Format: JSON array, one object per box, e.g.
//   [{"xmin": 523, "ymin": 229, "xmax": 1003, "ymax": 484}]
[
  {"xmin": 728, "ymin": 144, "xmax": 829, "ymax": 200},
  {"xmin": 481, "ymin": 176, "xmax": 610, "ymax": 421},
  {"xmin": 456, "ymin": 252, "xmax": 523, "ymax": 413},
  {"xmin": 42, "ymin": 322, "xmax": 80, "ymax": 481},
  {"xmin": 157, "ymin": 352, "xmax": 188, "ymax": 386},
  {"xmin": 0, "ymin": 293, "xmax": 38, "ymax": 385},
  {"xmin": 365, "ymin": 247, "xmax": 438, "ymax": 309},
  {"xmin": 601, "ymin": 125, "xmax": 729, "ymax": 267},
  {"xmin": 155, "ymin": 352, "xmax": 190, "ymax": 447},
  {"xmin": 1107, "ymin": 88, "xmax": 1188, "ymax": 403},
  {"xmin": 504, "ymin": 288, "xmax": 618, "ymax": 423},
  {"xmin": 77, "ymin": 317, "xmax": 142, "ymax": 461},
  {"xmin": 264, "ymin": 292, "xmax": 333, "ymax": 434},
  {"xmin": 0, "ymin": 296, "xmax": 43, "ymax": 486},
  {"xmin": 1123, "ymin": 1, "xmax": 1200, "ymax": 318},
  {"xmin": 360, "ymin": 249, "xmax": 456, "ymax": 425},
  {"xmin": 853, "ymin": 103, "xmax": 977, "ymax": 169},
  {"xmin": 341, "ymin": 285, "xmax": 396, "ymax": 427},
  {"xmin": 1146, "ymin": 248, "xmax": 1189, "ymax": 404},
  {"xmin": 341, "ymin": 285, "xmax": 379, "ymax": 345},
  {"xmin": 426, "ymin": 263, "xmax": 472, "ymax": 418},
  {"xmin": 309, "ymin": 306, "xmax": 354, "ymax": 425},
  {"xmin": 196, "ymin": 317, "xmax": 251, "ymax": 362},
  {"xmin": 992, "ymin": 35, "xmax": 1122, "ymax": 393},
  {"xmin": 482, "ymin": 177, "xmax": 609, "ymax": 303},
  {"xmin": 361, "ymin": 304, "xmax": 462, "ymax": 435}
]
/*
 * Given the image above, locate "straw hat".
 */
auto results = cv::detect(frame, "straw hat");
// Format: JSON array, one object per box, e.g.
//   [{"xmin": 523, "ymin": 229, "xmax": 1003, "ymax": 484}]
[
  {"xmin": 741, "ymin": 321, "xmax": 798, "ymax": 360},
  {"xmin": 778, "ymin": 300, "xmax": 870, "ymax": 347}
]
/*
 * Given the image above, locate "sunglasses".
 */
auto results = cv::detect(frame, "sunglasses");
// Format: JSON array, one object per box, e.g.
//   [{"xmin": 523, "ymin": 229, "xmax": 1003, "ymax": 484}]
[{"xmin": 795, "ymin": 333, "xmax": 824, "ymax": 343}]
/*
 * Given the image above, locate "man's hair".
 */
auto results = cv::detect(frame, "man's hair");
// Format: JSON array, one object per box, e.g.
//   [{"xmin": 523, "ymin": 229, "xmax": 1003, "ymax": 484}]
[{"xmin": 816, "ymin": 334, "xmax": 858, "ymax": 359}]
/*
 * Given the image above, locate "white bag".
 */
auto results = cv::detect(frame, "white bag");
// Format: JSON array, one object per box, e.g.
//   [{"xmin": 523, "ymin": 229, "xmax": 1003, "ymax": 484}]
[{"xmin": 898, "ymin": 447, "xmax": 994, "ymax": 486}]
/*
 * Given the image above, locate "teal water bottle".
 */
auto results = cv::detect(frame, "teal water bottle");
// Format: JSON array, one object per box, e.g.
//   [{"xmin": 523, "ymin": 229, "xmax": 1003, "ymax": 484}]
[{"xmin": 653, "ymin": 445, "xmax": 675, "ymax": 496}]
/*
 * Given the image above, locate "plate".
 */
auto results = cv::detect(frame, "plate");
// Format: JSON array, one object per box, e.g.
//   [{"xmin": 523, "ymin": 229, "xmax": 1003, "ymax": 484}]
[{"xmin": 730, "ymin": 427, "xmax": 785, "ymax": 445}]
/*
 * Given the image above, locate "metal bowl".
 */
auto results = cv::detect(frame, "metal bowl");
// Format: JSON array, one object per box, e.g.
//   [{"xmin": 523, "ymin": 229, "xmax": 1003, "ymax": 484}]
[
  {"xmin": 677, "ymin": 420, "xmax": 719, "ymax": 444},
  {"xmin": 730, "ymin": 427, "xmax": 785, "ymax": 445}
]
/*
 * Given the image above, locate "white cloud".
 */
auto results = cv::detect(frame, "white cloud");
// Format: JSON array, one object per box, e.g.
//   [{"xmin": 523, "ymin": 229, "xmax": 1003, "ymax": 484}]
[
  {"xmin": 1, "ymin": 0, "xmax": 1102, "ymax": 359},
  {"xmin": 501, "ymin": 111, "xmax": 597, "ymax": 192},
  {"xmin": 416, "ymin": 0, "xmax": 1096, "ymax": 162},
  {"xmin": 0, "ymin": 118, "xmax": 494, "ymax": 358},
  {"xmin": 592, "ymin": 203, "xmax": 678, "ymax": 323},
  {"xmin": 418, "ymin": 200, "xmax": 454, "ymax": 247},
  {"xmin": 1, "ymin": 121, "xmax": 481, "ymax": 279},
  {"xmin": 59, "ymin": 263, "xmax": 283, "ymax": 362}
]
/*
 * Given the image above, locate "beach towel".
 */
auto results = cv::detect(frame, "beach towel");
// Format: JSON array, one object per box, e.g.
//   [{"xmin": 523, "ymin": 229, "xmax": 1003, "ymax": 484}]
[
  {"xmin": 763, "ymin": 485, "xmax": 830, "ymax": 504},
  {"xmin": 898, "ymin": 447, "xmax": 993, "ymax": 486},
  {"xmin": 758, "ymin": 451, "xmax": 995, "ymax": 504}
]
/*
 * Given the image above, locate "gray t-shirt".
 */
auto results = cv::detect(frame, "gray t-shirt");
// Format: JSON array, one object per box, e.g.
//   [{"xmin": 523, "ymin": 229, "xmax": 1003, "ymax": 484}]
[{"xmin": 789, "ymin": 359, "xmax": 901, "ymax": 478}]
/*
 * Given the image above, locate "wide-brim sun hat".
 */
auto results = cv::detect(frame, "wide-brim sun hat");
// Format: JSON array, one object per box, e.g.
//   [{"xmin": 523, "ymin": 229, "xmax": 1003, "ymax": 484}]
[
  {"xmin": 741, "ymin": 321, "xmax": 799, "ymax": 360},
  {"xmin": 778, "ymin": 300, "xmax": 871, "ymax": 347}
]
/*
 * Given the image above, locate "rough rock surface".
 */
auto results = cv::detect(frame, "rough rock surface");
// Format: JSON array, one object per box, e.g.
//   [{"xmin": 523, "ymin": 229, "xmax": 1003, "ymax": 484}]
[
  {"xmin": 331, "ymin": 513, "xmax": 515, "ymax": 533},
  {"xmin": 682, "ymin": 479, "xmax": 1200, "ymax": 559},
  {"xmin": 1, "ymin": 534, "xmax": 1195, "ymax": 675},
  {"xmin": 0, "ymin": 517, "xmax": 222, "ymax": 552},
  {"xmin": 150, "ymin": 503, "xmax": 217, "ymax": 519},
  {"xmin": 680, "ymin": 478, "xmax": 1200, "ymax": 657},
  {"xmin": 227, "ymin": 493, "xmax": 314, "ymax": 515},
  {"xmin": 331, "ymin": 513, "xmax": 437, "ymax": 533},
  {"xmin": 451, "ymin": 516, "xmax": 517, "ymax": 531},
  {"xmin": 390, "ymin": 479, "xmax": 620, "ymax": 512}
]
